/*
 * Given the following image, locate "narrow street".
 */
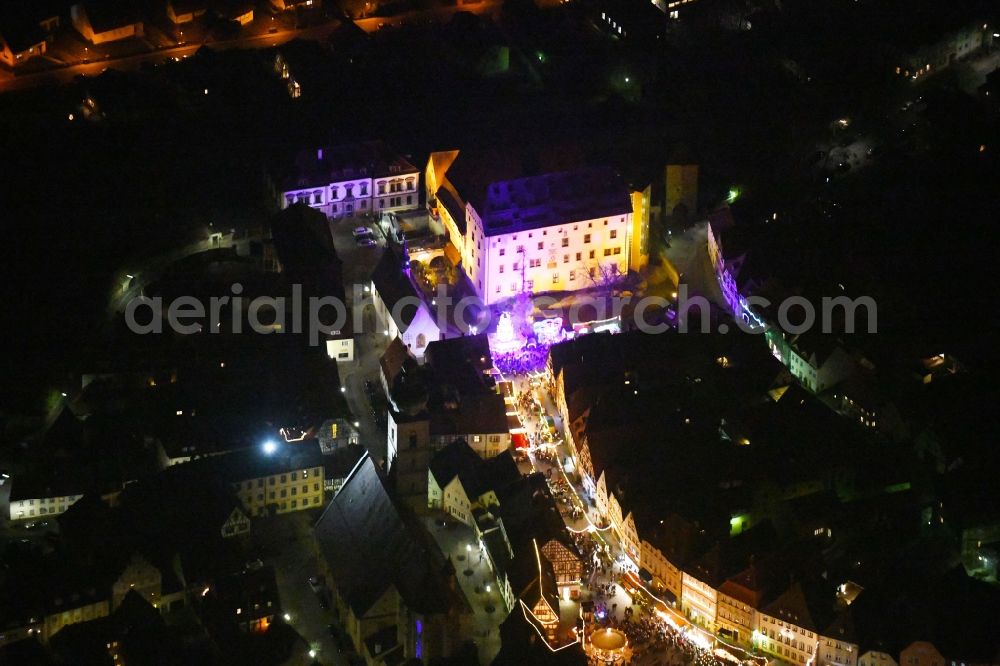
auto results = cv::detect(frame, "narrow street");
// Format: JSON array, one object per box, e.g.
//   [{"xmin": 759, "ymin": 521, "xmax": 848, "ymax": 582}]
[{"xmin": 504, "ymin": 369, "xmax": 745, "ymax": 665}]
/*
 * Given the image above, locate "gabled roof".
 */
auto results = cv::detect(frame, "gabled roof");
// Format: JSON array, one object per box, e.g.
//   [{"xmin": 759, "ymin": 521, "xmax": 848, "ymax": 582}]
[
  {"xmin": 508, "ymin": 539, "xmax": 560, "ymax": 616},
  {"xmin": 285, "ymin": 140, "xmax": 416, "ymax": 191},
  {"xmin": 324, "ymin": 444, "xmax": 365, "ymax": 482},
  {"xmin": 428, "ymin": 439, "xmax": 483, "ymax": 490},
  {"xmin": 428, "ymin": 440, "xmax": 521, "ymax": 499},
  {"xmin": 495, "ymin": 601, "xmax": 587, "ymax": 665},
  {"xmin": 428, "ymin": 393, "xmax": 510, "ymax": 438},
  {"xmin": 379, "ymin": 337, "xmax": 412, "ymax": 385},
  {"xmin": 313, "ymin": 455, "xmax": 460, "ymax": 617},
  {"xmin": 75, "ymin": 1, "xmax": 143, "ymax": 34},
  {"xmin": 370, "ymin": 245, "xmax": 425, "ymax": 331}
]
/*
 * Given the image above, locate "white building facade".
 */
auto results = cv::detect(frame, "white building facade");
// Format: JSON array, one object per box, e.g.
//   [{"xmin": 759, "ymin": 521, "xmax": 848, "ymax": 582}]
[
  {"xmin": 426, "ymin": 156, "xmax": 647, "ymax": 305},
  {"xmin": 281, "ymin": 141, "xmax": 420, "ymax": 220}
]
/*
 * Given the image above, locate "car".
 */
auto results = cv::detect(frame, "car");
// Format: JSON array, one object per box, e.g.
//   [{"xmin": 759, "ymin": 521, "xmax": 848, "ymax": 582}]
[
  {"xmin": 352, "ymin": 226, "xmax": 370, "ymax": 238},
  {"xmin": 357, "ymin": 238, "xmax": 377, "ymax": 247}
]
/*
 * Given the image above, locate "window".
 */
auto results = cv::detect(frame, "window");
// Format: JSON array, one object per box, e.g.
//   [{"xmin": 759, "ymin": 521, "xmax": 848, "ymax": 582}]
[
  {"xmin": 537, "ymin": 242, "xmax": 543, "ymax": 250},
  {"xmin": 553, "ymin": 273, "xmax": 560, "ymax": 283},
  {"xmin": 516, "ymin": 245, "xmax": 524, "ymax": 253},
  {"xmin": 257, "ymin": 479, "xmax": 263, "ymax": 488},
  {"xmin": 499, "ymin": 248, "xmax": 505, "ymax": 256},
  {"xmin": 569, "ymin": 270, "xmax": 576, "ymax": 280},
  {"xmin": 610, "ymin": 229, "xmax": 618, "ymax": 239},
  {"xmin": 604, "ymin": 249, "xmax": 612, "ymax": 256},
  {"xmin": 563, "ymin": 254, "xmax": 569, "ymax": 263},
  {"xmin": 526, "ymin": 280, "xmax": 533, "ymax": 289},
  {"xmin": 584, "ymin": 233, "xmax": 591, "ymax": 243},
  {"xmin": 280, "ymin": 490, "xmax": 287, "ymax": 498},
  {"xmin": 561, "ymin": 237, "xmax": 569, "ymax": 247},
  {"xmin": 613, "ymin": 247, "xmax": 621, "ymax": 255},
  {"xmin": 499, "ymin": 264, "xmax": 504, "ymax": 273},
  {"xmin": 576, "ymin": 252, "xmax": 581, "ymax": 261},
  {"xmin": 589, "ymin": 250, "xmax": 595, "ymax": 259},
  {"xmin": 314, "ymin": 483, "xmax": 320, "ymax": 491}
]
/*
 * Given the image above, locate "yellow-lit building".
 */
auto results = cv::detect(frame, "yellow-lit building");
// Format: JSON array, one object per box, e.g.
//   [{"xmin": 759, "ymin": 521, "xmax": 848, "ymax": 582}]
[
  {"xmin": 222, "ymin": 441, "xmax": 326, "ymax": 517},
  {"xmin": 426, "ymin": 151, "xmax": 648, "ymax": 305}
]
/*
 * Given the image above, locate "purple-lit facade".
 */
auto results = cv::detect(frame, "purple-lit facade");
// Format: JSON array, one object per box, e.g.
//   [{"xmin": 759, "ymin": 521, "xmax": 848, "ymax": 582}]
[{"xmin": 427, "ymin": 156, "xmax": 648, "ymax": 305}]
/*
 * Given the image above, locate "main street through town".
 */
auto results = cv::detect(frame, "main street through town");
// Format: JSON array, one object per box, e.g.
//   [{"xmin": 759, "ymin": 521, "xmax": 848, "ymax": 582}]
[
  {"xmin": 503, "ymin": 370, "xmax": 763, "ymax": 666},
  {"xmin": 0, "ymin": 1, "xmax": 501, "ymax": 94}
]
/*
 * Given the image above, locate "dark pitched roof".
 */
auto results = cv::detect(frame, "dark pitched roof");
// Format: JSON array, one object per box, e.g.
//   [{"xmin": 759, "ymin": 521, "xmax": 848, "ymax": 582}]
[
  {"xmin": 478, "ymin": 167, "xmax": 632, "ymax": 237},
  {"xmin": 313, "ymin": 455, "xmax": 461, "ymax": 616},
  {"xmin": 428, "ymin": 393, "xmax": 509, "ymax": 438},
  {"xmin": 269, "ymin": 204, "xmax": 344, "ymax": 302},
  {"xmin": 428, "ymin": 439, "xmax": 483, "ymax": 489},
  {"xmin": 379, "ymin": 337, "xmax": 412, "ymax": 385},
  {"xmin": 429, "ymin": 440, "xmax": 521, "ymax": 498},
  {"xmin": 203, "ymin": 439, "xmax": 324, "ymax": 484},
  {"xmin": 323, "ymin": 444, "xmax": 365, "ymax": 481},
  {"xmin": 424, "ymin": 334, "xmax": 493, "ymax": 393},
  {"xmin": 508, "ymin": 538, "xmax": 560, "ymax": 615},
  {"xmin": 0, "ymin": 22, "xmax": 46, "ymax": 54},
  {"xmin": 494, "ymin": 602, "xmax": 587, "ymax": 665},
  {"xmin": 75, "ymin": 1, "xmax": 142, "ymax": 34},
  {"xmin": 494, "ymin": 473, "xmax": 572, "ymax": 555},
  {"xmin": 370, "ymin": 245, "xmax": 424, "ymax": 331},
  {"xmin": 442, "ymin": 145, "xmax": 586, "ymax": 217},
  {"xmin": 285, "ymin": 140, "xmax": 416, "ymax": 191}
]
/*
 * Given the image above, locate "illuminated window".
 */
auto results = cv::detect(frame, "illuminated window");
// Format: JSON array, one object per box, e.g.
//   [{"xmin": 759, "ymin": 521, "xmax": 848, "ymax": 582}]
[{"xmin": 610, "ymin": 229, "xmax": 617, "ymax": 239}]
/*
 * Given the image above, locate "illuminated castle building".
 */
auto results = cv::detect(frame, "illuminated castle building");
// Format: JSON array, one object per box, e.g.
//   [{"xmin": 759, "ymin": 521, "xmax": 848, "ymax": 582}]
[{"xmin": 426, "ymin": 150, "xmax": 649, "ymax": 305}]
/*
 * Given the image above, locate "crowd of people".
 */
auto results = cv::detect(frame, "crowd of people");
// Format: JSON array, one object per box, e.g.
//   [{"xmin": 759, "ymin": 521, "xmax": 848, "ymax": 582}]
[{"xmin": 493, "ymin": 344, "xmax": 550, "ymax": 375}]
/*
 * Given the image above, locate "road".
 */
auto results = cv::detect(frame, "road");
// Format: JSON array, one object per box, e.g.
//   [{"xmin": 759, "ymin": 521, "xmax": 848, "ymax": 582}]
[
  {"xmin": 504, "ymin": 370, "xmax": 740, "ymax": 662},
  {"xmin": 0, "ymin": 1, "xmax": 501, "ymax": 94},
  {"xmin": 252, "ymin": 511, "xmax": 350, "ymax": 666}
]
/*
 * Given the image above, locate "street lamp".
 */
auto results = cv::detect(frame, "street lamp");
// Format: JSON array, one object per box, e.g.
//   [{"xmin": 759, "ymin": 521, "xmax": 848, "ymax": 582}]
[
  {"xmin": 283, "ymin": 613, "xmax": 291, "ymax": 621},
  {"xmin": 262, "ymin": 440, "xmax": 278, "ymax": 455}
]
